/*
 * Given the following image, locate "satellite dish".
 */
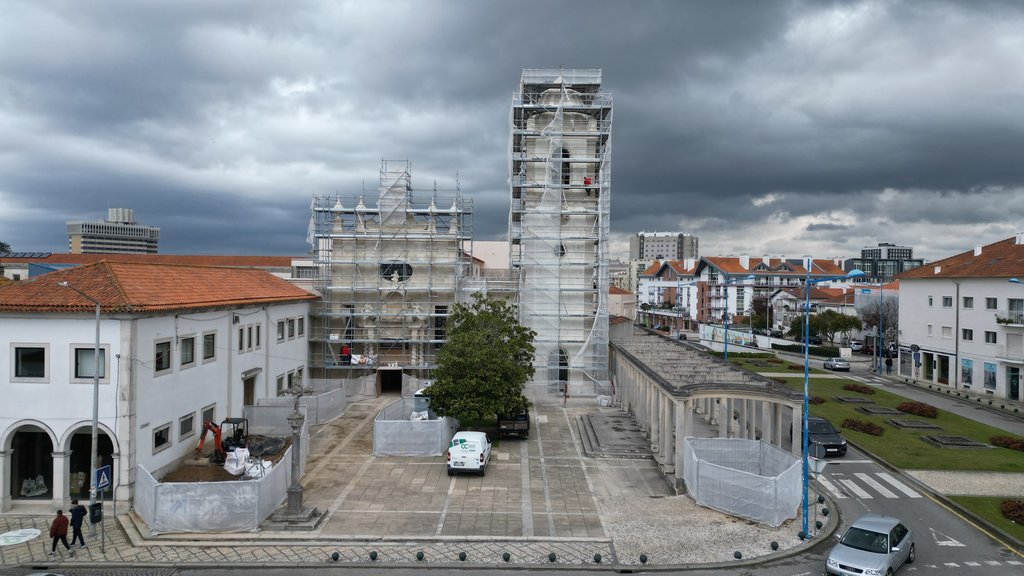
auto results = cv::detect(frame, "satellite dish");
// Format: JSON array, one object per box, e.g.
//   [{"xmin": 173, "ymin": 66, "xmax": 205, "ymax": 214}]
[{"xmin": 910, "ymin": 344, "xmax": 920, "ymax": 353}]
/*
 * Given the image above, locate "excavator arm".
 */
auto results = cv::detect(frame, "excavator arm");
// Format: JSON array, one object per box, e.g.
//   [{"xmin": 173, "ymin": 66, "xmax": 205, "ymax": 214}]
[{"xmin": 194, "ymin": 420, "xmax": 223, "ymax": 460}]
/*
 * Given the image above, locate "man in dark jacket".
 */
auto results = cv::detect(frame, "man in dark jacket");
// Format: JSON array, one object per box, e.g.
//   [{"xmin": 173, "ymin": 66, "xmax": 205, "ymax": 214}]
[
  {"xmin": 69, "ymin": 498, "xmax": 87, "ymax": 548},
  {"xmin": 49, "ymin": 509, "xmax": 74, "ymax": 557}
]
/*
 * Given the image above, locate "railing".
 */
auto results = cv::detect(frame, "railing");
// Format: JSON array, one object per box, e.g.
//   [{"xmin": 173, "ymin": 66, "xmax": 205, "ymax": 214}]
[
  {"xmin": 995, "ymin": 310, "xmax": 1024, "ymax": 326},
  {"xmin": 996, "ymin": 345, "xmax": 1024, "ymax": 362}
]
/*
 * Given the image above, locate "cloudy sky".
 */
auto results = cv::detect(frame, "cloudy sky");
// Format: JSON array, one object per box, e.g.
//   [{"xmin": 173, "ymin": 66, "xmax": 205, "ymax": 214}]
[{"xmin": 2, "ymin": 0, "xmax": 1023, "ymax": 262}]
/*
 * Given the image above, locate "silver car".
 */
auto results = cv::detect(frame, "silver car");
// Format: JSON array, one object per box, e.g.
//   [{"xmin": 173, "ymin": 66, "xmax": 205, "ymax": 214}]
[
  {"xmin": 826, "ymin": 514, "xmax": 915, "ymax": 576},
  {"xmin": 823, "ymin": 357, "xmax": 851, "ymax": 371}
]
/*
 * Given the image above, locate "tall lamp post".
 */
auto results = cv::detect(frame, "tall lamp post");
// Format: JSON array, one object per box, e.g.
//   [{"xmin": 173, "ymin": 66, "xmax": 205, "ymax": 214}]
[
  {"xmin": 722, "ymin": 275, "xmax": 755, "ymax": 361},
  {"xmin": 876, "ymin": 281, "xmax": 885, "ymax": 373},
  {"xmin": 801, "ymin": 268, "xmax": 864, "ymax": 537},
  {"xmin": 57, "ymin": 281, "xmax": 102, "ymax": 537}
]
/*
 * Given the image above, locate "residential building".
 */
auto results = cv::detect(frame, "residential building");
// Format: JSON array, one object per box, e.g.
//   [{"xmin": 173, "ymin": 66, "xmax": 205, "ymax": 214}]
[
  {"xmin": 896, "ymin": 234, "xmax": 1024, "ymax": 401},
  {"xmin": 67, "ymin": 208, "xmax": 160, "ymax": 254},
  {"xmin": 305, "ymin": 161, "xmax": 472, "ymax": 396},
  {"xmin": 629, "ymin": 232, "xmax": 699, "ymax": 261},
  {"xmin": 847, "ymin": 242, "xmax": 924, "ymax": 282},
  {"xmin": 769, "ymin": 286, "xmax": 844, "ymax": 334},
  {"xmin": 0, "ymin": 253, "xmax": 297, "ymax": 282},
  {"xmin": 509, "ymin": 68, "xmax": 611, "ymax": 398},
  {"xmin": 637, "ymin": 259, "xmax": 698, "ymax": 333},
  {"xmin": 608, "ymin": 285, "xmax": 637, "ymax": 321},
  {"xmin": 0, "ymin": 262, "xmax": 315, "ymax": 511}
]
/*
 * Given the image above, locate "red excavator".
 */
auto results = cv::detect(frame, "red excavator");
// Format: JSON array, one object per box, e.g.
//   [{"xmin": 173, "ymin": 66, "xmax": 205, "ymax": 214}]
[{"xmin": 194, "ymin": 417, "xmax": 249, "ymax": 464}]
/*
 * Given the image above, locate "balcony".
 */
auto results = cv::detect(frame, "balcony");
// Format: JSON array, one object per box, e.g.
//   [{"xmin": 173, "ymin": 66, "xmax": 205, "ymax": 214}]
[
  {"xmin": 995, "ymin": 309, "xmax": 1024, "ymax": 327},
  {"xmin": 995, "ymin": 345, "xmax": 1024, "ymax": 363}
]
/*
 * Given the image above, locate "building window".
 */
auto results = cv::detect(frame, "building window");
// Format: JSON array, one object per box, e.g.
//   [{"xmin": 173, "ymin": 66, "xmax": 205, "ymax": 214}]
[
  {"xmin": 277, "ymin": 321, "xmax": 285, "ymax": 341},
  {"xmin": 295, "ymin": 367, "xmax": 303, "ymax": 386},
  {"xmin": 201, "ymin": 404, "xmax": 216, "ymax": 426},
  {"xmin": 238, "ymin": 327, "xmax": 245, "ymax": 352},
  {"xmin": 927, "ymin": 324, "xmax": 933, "ymax": 336},
  {"xmin": 962, "ymin": 329, "xmax": 973, "ymax": 341},
  {"xmin": 13, "ymin": 346, "xmax": 46, "ymax": 379},
  {"xmin": 928, "ymin": 296, "xmax": 933, "ymax": 307},
  {"xmin": 74, "ymin": 348, "xmax": 107, "ymax": 379},
  {"xmin": 180, "ymin": 337, "xmax": 195, "ymax": 367},
  {"xmin": 942, "ymin": 296, "xmax": 952, "ymax": 308},
  {"xmin": 179, "ymin": 413, "xmax": 195, "ymax": 440},
  {"xmin": 983, "ymin": 362, "xmax": 997, "ymax": 390},
  {"xmin": 287, "ymin": 319, "xmax": 296, "ymax": 339},
  {"xmin": 277, "ymin": 375, "xmax": 286, "ymax": 396},
  {"xmin": 985, "ymin": 331, "xmax": 997, "ymax": 344},
  {"xmin": 155, "ymin": 341, "xmax": 171, "ymax": 373},
  {"xmin": 153, "ymin": 423, "xmax": 171, "ymax": 453},
  {"xmin": 985, "ymin": 297, "xmax": 997, "ymax": 310},
  {"xmin": 203, "ymin": 332, "xmax": 216, "ymax": 361},
  {"xmin": 941, "ymin": 326, "xmax": 952, "ymax": 339},
  {"xmin": 961, "ymin": 359, "xmax": 973, "ymax": 387},
  {"xmin": 297, "ymin": 317, "xmax": 304, "ymax": 337},
  {"xmin": 255, "ymin": 324, "xmax": 261, "ymax": 348},
  {"xmin": 962, "ymin": 296, "xmax": 974, "ymax": 309},
  {"xmin": 247, "ymin": 326, "xmax": 253, "ymax": 351}
]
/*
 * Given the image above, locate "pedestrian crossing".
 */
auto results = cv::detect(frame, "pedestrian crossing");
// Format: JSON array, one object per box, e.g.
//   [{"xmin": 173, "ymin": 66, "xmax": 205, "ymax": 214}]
[
  {"xmin": 816, "ymin": 471, "xmax": 922, "ymax": 499},
  {"xmin": 848, "ymin": 374, "xmax": 888, "ymax": 386}
]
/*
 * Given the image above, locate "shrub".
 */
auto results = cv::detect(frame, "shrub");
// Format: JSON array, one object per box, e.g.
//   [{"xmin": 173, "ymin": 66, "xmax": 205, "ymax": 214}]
[
  {"xmin": 897, "ymin": 401, "xmax": 938, "ymax": 418},
  {"xmin": 1001, "ymin": 499, "xmax": 1024, "ymax": 524},
  {"xmin": 842, "ymin": 383, "xmax": 875, "ymax": 395},
  {"xmin": 809, "ymin": 396, "xmax": 826, "ymax": 405},
  {"xmin": 842, "ymin": 419, "xmax": 884, "ymax": 436},
  {"xmin": 767, "ymin": 357, "xmax": 785, "ymax": 364},
  {"xmin": 787, "ymin": 363, "xmax": 804, "ymax": 370},
  {"xmin": 991, "ymin": 435, "xmax": 1024, "ymax": 452}
]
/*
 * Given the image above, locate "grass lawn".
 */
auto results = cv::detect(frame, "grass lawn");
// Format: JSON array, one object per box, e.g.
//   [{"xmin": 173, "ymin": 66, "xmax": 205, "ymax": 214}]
[
  {"xmin": 947, "ymin": 495, "xmax": 1024, "ymax": 542},
  {"xmin": 773, "ymin": 376, "xmax": 1024, "ymax": 472},
  {"xmin": 728, "ymin": 357, "xmax": 830, "ymax": 376}
]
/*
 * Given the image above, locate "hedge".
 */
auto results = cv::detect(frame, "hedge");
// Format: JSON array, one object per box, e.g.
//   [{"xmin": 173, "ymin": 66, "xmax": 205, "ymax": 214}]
[
  {"xmin": 771, "ymin": 343, "xmax": 840, "ymax": 357},
  {"xmin": 842, "ymin": 419, "xmax": 885, "ymax": 436}
]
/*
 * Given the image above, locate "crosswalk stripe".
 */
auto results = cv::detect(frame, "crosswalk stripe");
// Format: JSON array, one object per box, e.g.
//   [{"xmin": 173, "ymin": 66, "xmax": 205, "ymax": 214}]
[
  {"xmin": 1007, "ymin": 560, "xmax": 1022, "ymax": 565},
  {"xmin": 985, "ymin": 560, "xmax": 1002, "ymax": 566},
  {"xmin": 855, "ymin": 473, "xmax": 898, "ymax": 498},
  {"xmin": 876, "ymin": 472, "xmax": 922, "ymax": 498},
  {"xmin": 816, "ymin": 476, "xmax": 847, "ymax": 499},
  {"xmin": 964, "ymin": 561, "xmax": 981, "ymax": 566},
  {"xmin": 838, "ymin": 478, "xmax": 873, "ymax": 499}
]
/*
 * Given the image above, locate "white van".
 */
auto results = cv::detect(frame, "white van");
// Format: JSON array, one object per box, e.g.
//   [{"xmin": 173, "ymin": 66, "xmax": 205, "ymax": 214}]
[{"xmin": 446, "ymin": 431, "xmax": 492, "ymax": 476}]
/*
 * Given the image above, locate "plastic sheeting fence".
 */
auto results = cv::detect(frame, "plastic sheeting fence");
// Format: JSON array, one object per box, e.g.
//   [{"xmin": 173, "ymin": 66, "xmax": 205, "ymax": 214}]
[
  {"xmin": 683, "ymin": 437, "xmax": 801, "ymax": 527},
  {"xmin": 244, "ymin": 405, "xmax": 309, "ymax": 476},
  {"xmin": 135, "ymin": 451, "xmax": 292, "ymax": 534},
  {"xmin": 373, "ymin": 398, "xmax": 458, "ymax": 457},
  {"xmin": 256, "ymin": 387, "xmax": 345, "ymax": 426}
]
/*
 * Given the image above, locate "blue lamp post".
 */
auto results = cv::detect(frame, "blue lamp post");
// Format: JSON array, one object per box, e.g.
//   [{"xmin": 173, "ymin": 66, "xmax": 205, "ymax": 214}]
[
  {"xmin": 801, "ymin": 268, "xmax": 864, "ymax": 536},
  {"xmin": 723, "ymin": 275, "xmax": 755, "ymax": 361}
]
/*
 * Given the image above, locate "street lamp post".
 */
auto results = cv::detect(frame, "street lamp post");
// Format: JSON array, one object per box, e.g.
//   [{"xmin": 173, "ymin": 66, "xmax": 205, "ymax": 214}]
[
  {"xmin": 722, "ymin": 275, "xmax": 755, "ymax": 361},
  {"xmin": 57, "ymin": 281, "xmax": 101, "ymax": 537},
  {"xmin": 877, "ymin": 281, "xmax": 885, "ymax": 373},
  {"xmin": 801, "ymin": 268, "xmax": 864, "ymax": 537}
]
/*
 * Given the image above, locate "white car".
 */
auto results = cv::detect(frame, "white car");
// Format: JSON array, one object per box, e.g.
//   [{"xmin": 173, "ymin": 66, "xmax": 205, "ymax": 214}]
[
  {"xmin": 446, "ymin": 431, "xmax": 492, "ymax": 476},
  {"xmin": 827, "ymin": 514, "xmax": 915, "ymax": 575},
  {"xmin": 849, "ymin": 341, "xmax": 864, "ymax": 351}
]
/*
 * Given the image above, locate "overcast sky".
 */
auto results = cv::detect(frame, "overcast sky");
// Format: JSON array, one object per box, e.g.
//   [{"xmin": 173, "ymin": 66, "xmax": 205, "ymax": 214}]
[{"xmin": 2, "ymin": 0, "xmax": 1023, "ymax": 262}]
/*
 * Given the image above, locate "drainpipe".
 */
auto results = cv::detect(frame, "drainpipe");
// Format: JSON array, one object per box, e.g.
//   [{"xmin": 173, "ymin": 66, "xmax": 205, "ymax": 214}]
[{"xmin": 952, "ymin": 280, "xmax": 960, "ymax": 390}]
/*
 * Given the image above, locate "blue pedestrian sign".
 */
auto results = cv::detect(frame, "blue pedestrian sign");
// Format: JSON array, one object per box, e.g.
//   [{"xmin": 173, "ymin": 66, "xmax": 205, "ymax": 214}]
[{"xmin": 95, "ymin": 465, "xmax": 111, "ymax": 490}]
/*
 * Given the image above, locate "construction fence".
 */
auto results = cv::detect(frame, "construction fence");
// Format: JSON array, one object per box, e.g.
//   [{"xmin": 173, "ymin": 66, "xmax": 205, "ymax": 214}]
[{"xmin": 373, "ymin": 398, "xmax": 458, "ymax": 457}]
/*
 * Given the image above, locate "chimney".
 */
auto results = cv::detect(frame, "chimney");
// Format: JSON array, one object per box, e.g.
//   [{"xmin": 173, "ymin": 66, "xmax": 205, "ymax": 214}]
[
  {"xmin": 934, "ymin": 266, "xmax": 942, "ymax": 274},
  {"xmin": 1016, "ymin": 231, "xmax": 1024, "ymax": 245},
  {"xmin": 974, "ymin": 245, "xmax": 982, "ymax": 256},
  {"xmin": 803, "ymin": 255, "xmax": 812, "ymax": 270},
  {"xmin": 684, "ymin": 258, "xmax": 695, "ymax": 270},
  {"xmin": 739, "ymin": 254, "xmax": 750, "ymax": 269},
  {"xmin": 762, "ymin": 254, "xmax": 770, "ymax": 265}
]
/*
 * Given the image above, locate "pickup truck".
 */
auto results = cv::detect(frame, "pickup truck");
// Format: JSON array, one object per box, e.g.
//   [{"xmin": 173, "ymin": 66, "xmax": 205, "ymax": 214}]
[{"xmin": 497, "ymin": 409, "xmax": 530, "ymax": 439}]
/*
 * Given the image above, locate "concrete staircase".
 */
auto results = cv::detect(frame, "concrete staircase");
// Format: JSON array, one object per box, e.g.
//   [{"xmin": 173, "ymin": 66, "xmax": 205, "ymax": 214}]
[{"xmin": 575, "ymin": 412, "xmax": 653, "ymax": 460}]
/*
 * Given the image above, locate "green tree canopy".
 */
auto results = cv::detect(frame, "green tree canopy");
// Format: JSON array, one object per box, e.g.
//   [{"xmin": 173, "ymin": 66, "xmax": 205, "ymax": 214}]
[
  {"xmin": 817, "ymin": 310, "xmax": 863, "ymax": 344},
  {"xmin": 426, "ymin": 293, "xmax": 536, "ymax": 423},
  {"xmin": 0, "ymin": 240, "xmax": 10, "ymax": 254}
]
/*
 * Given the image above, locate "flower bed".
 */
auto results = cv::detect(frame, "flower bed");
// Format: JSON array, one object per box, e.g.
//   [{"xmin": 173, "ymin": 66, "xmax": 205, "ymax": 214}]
[
  {"xmin": 1001, "ymin": 499, "xmax": 1024, "ymax": 524},
  {"xmin": 897, "ymin": 401, "xmax": 938, "ymax": 418},
  {"xmin": 842, "ymin": 419, "xmax": 884, "ymax": 436},
  {"xmin": 991, "ymin": 435, "xmax": 1024, "ymax": 452},
  {"xmin": 842, "ymin": 383, "xmax": 875, "ymax": 395},
  {"xmin": 809, "ymin": 396, "xmax": 826, "ymax": 405}
]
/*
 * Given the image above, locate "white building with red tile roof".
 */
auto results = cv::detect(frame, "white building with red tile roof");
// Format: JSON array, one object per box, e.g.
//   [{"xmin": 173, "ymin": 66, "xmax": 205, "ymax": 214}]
[
  {"xmin": 0, "ymin": 262, "xmax": 316, "ymax": 511},
  {"xmin": 896, "ymin": 234, "xmax": 1024, "ymax": 401}
]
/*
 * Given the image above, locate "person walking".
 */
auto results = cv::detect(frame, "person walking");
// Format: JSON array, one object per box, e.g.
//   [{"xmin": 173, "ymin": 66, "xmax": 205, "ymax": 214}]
[
  {"xmin": 69, "ymin": 498, "xmax": 87, "ymax": 548},
  {"xmin": 885, "ymin": 355, "xmax": 893, "ymax": 375},
  {"xmin": 48, "ymin": 509, "xmax": 74, "ymax": 557}
]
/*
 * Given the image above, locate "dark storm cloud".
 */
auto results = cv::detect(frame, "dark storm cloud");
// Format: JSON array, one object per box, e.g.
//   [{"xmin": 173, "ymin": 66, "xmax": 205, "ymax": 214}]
[{"xmin": 2, "ymin": 0, "xmax": 1023, "ymax": 261}]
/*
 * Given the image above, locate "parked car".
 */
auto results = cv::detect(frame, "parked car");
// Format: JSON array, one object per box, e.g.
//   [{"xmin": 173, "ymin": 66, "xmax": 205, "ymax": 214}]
[
  {"xmin": 447, "ymin": 431, "xmax": 492, "ymax": 476},
  {"xmin": 807, "ymin": 416, "xmax": 847, "ymax": 456},
  {"xmin": 497, "ymin": 408, "xmax": 530, "ymax": 439},
  {"xmin": 800, "ymin": 336, "xmax": 823, "ymax": 345},
  {"xmin": 823, "ymin": 357, "xmax": 851, "ymax": 372},
  {"xmin": 849, "ymin": 341, "xmax": 864, "ymax": 351},
  {"xmin": 861, "ymin": 345, "xmax": 875, "ymax": 355},
  {"xmin": 826, "ymin": 514, "xmax": 915, "ymax": 575},
  {"xmin": 770, "ymin": 329, "xmax": 784, "ymax": 338}
]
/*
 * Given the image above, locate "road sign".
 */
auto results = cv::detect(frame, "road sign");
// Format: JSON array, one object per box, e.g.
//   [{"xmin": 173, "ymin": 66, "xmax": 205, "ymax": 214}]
[{"xmin": 95, "ymin": 464, "xmax": 111, "ymax": 490}]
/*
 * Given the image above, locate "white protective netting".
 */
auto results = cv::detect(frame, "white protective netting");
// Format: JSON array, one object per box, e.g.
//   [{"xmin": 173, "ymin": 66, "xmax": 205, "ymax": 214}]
[
  {"xmin": 373, "ymin": 398, "xmax": 458, "ymax": 457},
  {"xmin": 683, "ymin": 437, "xmax": 801, "ymax": 527}
]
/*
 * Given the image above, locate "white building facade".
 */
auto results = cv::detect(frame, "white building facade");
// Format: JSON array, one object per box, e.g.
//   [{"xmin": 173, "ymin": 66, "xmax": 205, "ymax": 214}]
[{"xmin": 0, "ymin": 262, "xmax": 314, "ymax": 511}]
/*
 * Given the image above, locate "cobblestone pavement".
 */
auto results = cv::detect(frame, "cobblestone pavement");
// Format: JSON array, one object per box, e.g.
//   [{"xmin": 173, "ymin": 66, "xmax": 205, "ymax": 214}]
[{"xmin": 1, "ymin": 397, "xmax": 829, "ymax": 571}]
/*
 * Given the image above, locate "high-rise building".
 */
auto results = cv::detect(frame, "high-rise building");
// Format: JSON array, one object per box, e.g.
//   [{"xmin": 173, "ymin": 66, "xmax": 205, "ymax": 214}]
[
  {"xmin": 847, "ymin": 242, "xmax": 924, "ymax": 282},
  {"xmin": 509, "ymin": 68, "xmax": 611, "ymax": 398},
  {"xmin": 629, "ymin": 232, "xmax": 699, "ymax": 260},
  {"xmin": 67, "ymin": 208, "xmax": 160, "ymax": 254}
]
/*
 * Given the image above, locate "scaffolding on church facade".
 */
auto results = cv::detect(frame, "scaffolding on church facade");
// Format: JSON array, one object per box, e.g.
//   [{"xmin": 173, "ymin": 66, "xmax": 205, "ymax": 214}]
[
  {"xmin": 307, "ymin": 161, "xmax": 472, "ymax": 393},
  {"xmin": 510, "ymin": 69, "xmax": 612, "ymax": 398}
]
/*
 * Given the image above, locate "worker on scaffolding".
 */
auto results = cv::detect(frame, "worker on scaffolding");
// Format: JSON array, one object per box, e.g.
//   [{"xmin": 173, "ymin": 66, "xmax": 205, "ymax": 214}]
[{"xmin": 341, "ymin": 343, "xmax": 351, "ymax": 366}]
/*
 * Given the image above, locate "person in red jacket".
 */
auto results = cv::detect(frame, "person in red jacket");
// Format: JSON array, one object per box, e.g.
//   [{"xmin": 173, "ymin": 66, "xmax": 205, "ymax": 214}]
[{"xmin": 48, "ymin": 509, "xmax": 74, "ymax": 557}]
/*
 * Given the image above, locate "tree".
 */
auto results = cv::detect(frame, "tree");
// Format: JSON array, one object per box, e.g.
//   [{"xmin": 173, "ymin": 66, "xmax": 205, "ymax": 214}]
[
  {"xmin": 0, "ymin": 240, "xmax": 10, "ymax": 254},
  {"xmin": 817, "ymin": 310, "xmax": 863, "ymax": 344},
  {"xmin": 749, "ymin": 295, "xmax": 770, "ymax": 331},
  {"xmin": 788, "ymin": 314, "xmax": 828, "ymax": 340},
  {"xmin": 426, "ymin": 293, "xmax": 536, "ymax": 423},
  {"xmin": 858, "ymin": 298, "xmax": 899, "ymax": 344}
]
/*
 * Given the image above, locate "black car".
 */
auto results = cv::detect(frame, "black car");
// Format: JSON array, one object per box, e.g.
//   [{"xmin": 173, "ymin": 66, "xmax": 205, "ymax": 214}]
[{"xmin": 807, "ymin": 416, "xmax": 847, "ymax": 457}]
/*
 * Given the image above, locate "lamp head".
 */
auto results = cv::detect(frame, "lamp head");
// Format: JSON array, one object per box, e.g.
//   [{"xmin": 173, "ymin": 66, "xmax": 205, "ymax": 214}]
[
  {"xmin": 1011, "ymin": 278, "xmax": 1021, "ymax": 284},
  {"xmin": 57, "ymin": 281, "xmax": 69, "ymax": 287},
  {"xmin": 846, "ymin": 269, "xmax": 866, "ymax": 279}
]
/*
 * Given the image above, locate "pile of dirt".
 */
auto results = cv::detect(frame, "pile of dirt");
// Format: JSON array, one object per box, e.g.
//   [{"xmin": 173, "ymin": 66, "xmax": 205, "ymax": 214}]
[{"xmin": 161, "ymin": 436, "xmax": 292, "ymax": 483}]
